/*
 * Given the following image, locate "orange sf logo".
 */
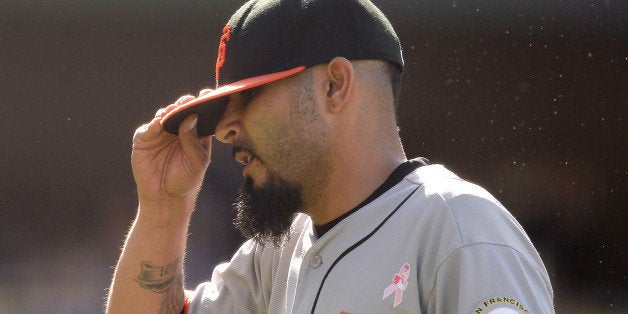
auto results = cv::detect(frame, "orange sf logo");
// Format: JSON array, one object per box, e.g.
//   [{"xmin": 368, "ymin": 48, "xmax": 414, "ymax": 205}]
[{"xmin": 215, "ymin": 24, "xmax": 231, "ymax": 83}]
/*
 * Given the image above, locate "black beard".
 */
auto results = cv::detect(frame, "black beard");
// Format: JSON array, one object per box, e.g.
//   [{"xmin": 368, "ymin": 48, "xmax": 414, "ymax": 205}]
[{"xmin": 233, "ymin": 172, "xmax": 303, "ymax": 248}]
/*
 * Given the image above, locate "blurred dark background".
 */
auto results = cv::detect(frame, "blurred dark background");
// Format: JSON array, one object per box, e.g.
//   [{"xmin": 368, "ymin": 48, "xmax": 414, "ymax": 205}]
[{"xmin": 1, "ymin": 0, "xmax": 625, "ymax": 313}]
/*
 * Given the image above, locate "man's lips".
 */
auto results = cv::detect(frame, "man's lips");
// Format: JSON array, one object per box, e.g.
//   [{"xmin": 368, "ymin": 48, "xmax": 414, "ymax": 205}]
[
  {"xmin": 243, "ymin": 157, "xmax": 258, "ymax": 176},
  {"xmin": 233, "ymin": 147, "xmax": 259, "ymax": 176},
  {"xmin": 234, "ymin": 150, "xmax": 253, "ymax": 165}
]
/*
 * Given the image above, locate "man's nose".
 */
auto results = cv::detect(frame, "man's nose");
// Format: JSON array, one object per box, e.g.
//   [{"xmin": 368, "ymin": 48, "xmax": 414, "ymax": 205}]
[{"xmin": 214, "ymin": 98, "xmax": 242, "ymax": 144}]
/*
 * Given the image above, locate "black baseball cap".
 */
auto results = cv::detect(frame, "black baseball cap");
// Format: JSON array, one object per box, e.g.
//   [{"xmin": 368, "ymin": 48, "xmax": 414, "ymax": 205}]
[{"xmin": 161, "ymin": 0, "xmax": 404, "ymax": 136}]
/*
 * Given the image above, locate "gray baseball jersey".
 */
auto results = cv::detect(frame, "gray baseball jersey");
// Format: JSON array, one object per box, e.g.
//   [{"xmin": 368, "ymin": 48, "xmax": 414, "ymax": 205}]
[{"xmin": 186, "ymin": 160, "xmax": 554, "ymax": 313}]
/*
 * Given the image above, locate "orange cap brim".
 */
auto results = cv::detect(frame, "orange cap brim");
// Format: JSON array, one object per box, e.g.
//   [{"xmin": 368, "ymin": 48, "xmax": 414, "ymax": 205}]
[{"xmin": 161, "ymin": 66, "xmax": 306, "ymax": 136}]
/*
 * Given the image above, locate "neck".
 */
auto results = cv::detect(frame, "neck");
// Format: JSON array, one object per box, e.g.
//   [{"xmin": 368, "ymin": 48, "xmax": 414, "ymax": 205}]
[{"xmin": 305, "ymin": 137, "xmax": 406, "ymax": 225}]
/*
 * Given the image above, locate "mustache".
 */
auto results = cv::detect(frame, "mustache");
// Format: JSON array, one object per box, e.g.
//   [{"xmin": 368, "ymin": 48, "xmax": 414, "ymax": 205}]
[{"xmin": 231, "ymin": 140, "xmax": 259, "ymax": 160}]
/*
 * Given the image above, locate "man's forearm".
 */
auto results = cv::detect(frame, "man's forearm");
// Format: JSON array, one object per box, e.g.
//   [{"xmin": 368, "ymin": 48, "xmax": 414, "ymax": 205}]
[{"xmin": 106, "ymin": 209, "xmax": 191, "ymax": 314}]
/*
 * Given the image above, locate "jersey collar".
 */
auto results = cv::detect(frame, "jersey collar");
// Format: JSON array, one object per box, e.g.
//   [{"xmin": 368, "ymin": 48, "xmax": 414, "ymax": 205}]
[{"xmin": 314, "ymin": 157, "xmax": 429, "ymax": 237}]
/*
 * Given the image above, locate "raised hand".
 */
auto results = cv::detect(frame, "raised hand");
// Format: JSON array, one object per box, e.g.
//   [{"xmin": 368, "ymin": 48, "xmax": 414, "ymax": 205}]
[{"xmin": 131, "ymin": 95, "xmax": 212, "ymax": 217}]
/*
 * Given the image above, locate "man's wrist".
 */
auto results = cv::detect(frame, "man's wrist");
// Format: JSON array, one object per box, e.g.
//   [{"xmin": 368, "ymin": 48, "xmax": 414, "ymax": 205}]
[{"xmin": 136, "ymin": 198, "xmax": 196, "ymax": 228}]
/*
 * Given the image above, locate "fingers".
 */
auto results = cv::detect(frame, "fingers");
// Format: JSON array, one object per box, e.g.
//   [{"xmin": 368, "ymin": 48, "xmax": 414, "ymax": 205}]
[
  {"xmin": 134, "ymin": 96, "xmax": 191, "ymax": 144},
  {"xmin": 178, "ymin": 114, "xmax": 212, "ymax": 166},
  {"xmin": 153, "ymin": 90, "xmax": 211, "ymax": 122},
  {"xmin": 153, "ymin": 95, "xmax": 194, "ymax": 121},
  {"xmin": 154, "ymin": 104, "xmax": 177, "ymax": 119},
  {"xmin": 135, "ymin": 106, "xmax": 174, "ymax": 142},
  {"xmin": 200, "ymin": 135, "xmax": 213, "ymax": 152},
  {"xmin": 133, "ymin": 117, "xmax": 163, "ymax": 144},
  {"xmin": 198, "ymin": 88, "xmax": 213, "ymax": 97},
  {"xmin": 134, "ymin": 91, "xmax": 212, "ymax": 146},
  {"xmin": 175, "ymin": 94, "xmax": 196, "ymax": 105}
]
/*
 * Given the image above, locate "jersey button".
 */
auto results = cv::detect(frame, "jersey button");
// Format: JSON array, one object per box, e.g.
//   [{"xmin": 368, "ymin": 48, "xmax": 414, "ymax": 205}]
[{"xmin": 310, "ymin": 255, "xmax": 323, "ymax": 269}]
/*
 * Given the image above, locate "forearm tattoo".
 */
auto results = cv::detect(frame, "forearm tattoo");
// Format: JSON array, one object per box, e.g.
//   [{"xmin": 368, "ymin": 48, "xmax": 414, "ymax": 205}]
[{"xmin": 135, "ymin": 257, "xmax": 185, "ymax": 314}]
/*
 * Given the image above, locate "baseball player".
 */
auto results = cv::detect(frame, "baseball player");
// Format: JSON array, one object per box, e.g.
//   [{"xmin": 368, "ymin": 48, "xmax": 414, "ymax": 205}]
[{"xmin": 107, "ymin": 0, "xmax": 554, "ymax": 313}]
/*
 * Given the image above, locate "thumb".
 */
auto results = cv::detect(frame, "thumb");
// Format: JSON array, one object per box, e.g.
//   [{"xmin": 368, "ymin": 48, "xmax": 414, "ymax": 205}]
[{"xmin": 178, "ymin": 114, "xmax": 211, "ymax": 168}]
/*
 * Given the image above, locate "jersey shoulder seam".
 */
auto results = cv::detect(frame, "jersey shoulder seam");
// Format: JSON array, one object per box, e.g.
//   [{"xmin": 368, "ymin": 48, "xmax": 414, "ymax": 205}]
[{"xmin": 424, "ymin": 241, "xmax": 552, "ymax": 307}]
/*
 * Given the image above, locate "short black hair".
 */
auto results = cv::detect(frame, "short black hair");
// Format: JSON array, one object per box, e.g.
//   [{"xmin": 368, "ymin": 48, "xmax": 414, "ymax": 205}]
[{"xmin": 387, "ymin": 62, "xmax": 403, "ymax": 118}]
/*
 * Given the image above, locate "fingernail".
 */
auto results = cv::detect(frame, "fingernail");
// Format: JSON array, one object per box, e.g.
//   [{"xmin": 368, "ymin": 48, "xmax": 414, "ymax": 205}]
[{"xmin": 187, "ymin": 116, "xmax": 198, "ymax": 131}]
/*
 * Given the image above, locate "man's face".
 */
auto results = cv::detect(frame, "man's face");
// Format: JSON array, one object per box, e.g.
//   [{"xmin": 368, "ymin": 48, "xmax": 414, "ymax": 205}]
[{"xmin": 217, "ymin": 69, "xmax": 331, "ymax": 246}]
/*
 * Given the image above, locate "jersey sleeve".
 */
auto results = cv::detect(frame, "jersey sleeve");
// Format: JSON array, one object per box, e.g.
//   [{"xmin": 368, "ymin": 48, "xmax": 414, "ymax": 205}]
[
  {"xmin": 427, "ymin": 242, "xmax": 554, "ymax": 314},
  {"xmin": 414, "ymin": 168, "xmax": 554, "ymax": 314},
  {"xmin": 184, "ymin": 239, "xmax": 276, "ymax": 313}
]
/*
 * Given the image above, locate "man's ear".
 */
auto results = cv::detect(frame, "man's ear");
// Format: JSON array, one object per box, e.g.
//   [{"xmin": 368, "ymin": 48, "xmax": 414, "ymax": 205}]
[{"xmin": 324, "ymin": 57, "xmax": 355, "ymax": 113}]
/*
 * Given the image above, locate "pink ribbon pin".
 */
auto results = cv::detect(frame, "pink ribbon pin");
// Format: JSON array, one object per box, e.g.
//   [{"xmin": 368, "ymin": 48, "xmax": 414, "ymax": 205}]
[{"xmin": 382, "ymin": 263, "xmax": 411, "ymax": 307}]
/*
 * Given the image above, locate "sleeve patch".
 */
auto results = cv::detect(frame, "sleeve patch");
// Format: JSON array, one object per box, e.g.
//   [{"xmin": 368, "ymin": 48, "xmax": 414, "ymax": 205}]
[{"xmin": 473, "ymin": 296, "xmax": 529, "ymax": 313}]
